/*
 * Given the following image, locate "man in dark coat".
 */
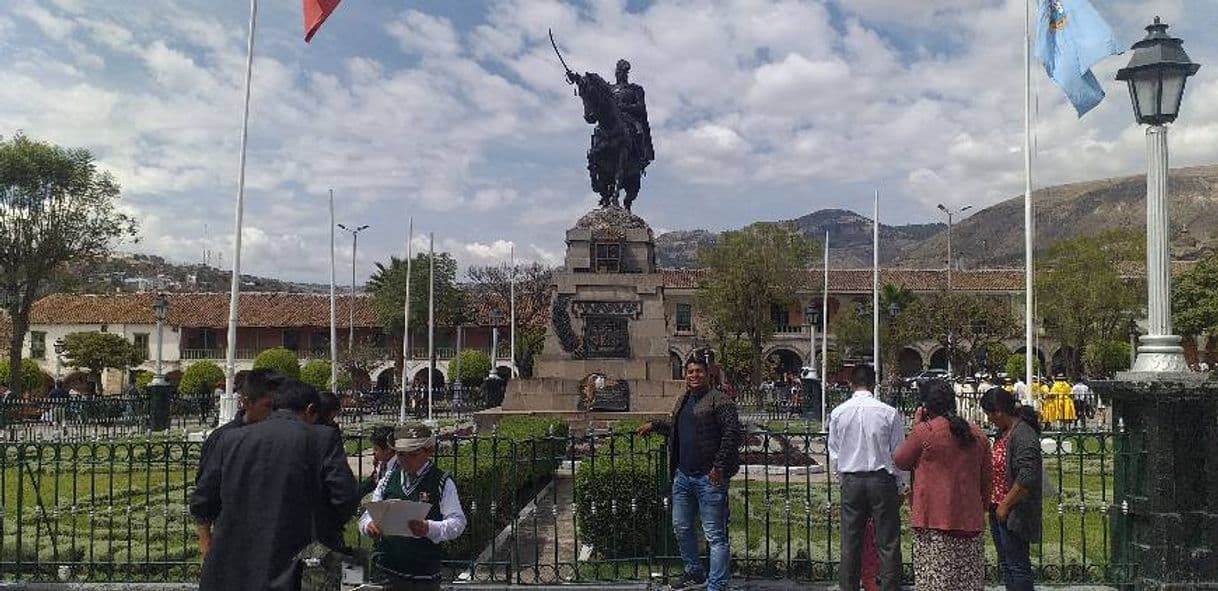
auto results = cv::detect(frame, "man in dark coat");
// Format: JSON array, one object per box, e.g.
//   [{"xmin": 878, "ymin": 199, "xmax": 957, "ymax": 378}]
[
  {"xmin": 193, "ymin": 369, "xmax": 283, "ymax": 558},
  {"xmin": 190, "ymin": 379, "xmax": 359, "ymax": 591}
]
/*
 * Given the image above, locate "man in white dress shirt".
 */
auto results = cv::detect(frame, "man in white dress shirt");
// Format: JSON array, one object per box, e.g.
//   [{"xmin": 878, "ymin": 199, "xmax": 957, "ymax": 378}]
[
  {"xmin": 828, "ymin": 364, "xmax": 908, "ymax": 591},
  {"xmin": 359, "ymin": 423, "xmax": 466, "ymax": 590}
]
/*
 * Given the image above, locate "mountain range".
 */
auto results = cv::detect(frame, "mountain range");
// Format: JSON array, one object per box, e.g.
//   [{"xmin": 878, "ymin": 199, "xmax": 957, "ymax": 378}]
[{"xmin": 655, "ymin": 164, "xmax": 1218, "ymax": 269}]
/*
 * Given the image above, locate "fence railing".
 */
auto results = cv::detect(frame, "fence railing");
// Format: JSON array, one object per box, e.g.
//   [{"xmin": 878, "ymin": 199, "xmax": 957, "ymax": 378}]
[
  {"xmin": 339, "ymin": 387, "xmax": 494, "ymax": 424},
  {"xmin": 0, "ymin": 424, "xmax": 1134, "ymax": 586},
  {"xmin": 0, "ymin": 395, "xmax": 217, "ymax": 441}
]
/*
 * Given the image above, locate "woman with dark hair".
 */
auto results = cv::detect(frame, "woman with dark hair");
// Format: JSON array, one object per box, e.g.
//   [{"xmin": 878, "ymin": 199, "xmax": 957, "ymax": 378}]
[
  {"xmin": 894, "ymin": 380, "xmax": 992, "ymax": 590},
  {"xmin": 980, "ymin": 387, "xmax": 1043, "ymax": 591}
]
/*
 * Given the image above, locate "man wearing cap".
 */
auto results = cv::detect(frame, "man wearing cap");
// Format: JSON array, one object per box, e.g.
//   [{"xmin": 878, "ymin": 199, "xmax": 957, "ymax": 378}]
[{"xmin": 359, "ymin": 423, "xmax": 467, "ymax": 590}]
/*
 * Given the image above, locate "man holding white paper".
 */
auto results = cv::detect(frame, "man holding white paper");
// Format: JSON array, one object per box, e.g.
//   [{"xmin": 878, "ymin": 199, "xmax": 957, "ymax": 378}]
[{"xmin": 358, "ymin": 423, "xmax": 466, "ymax": 590}]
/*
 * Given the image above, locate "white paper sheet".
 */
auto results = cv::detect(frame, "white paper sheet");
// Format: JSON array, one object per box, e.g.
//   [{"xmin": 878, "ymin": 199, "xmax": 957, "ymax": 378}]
[{"xmin": 364, "ymin": 499, "xmax": 434, "ymax": 537}]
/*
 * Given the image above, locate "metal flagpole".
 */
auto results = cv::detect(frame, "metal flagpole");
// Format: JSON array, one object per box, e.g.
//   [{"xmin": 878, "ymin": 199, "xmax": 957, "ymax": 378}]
[
  {"xmin": 872, "ymin": 189, "xmax": 880, "ymax": 384},
  {"xmin": 510, "ymin": 244, "xmax": 517, "ymax": 377},
  {"xmin": 329, "ymin": 189, "xmax": 338, "ymax": 392},
  {"xmin": 821, "ymin": 231, "xmax": 829, "ymax": 422},
  {"xmin": 401, "ymin": 220, "xmax": 414, "ymax": 420},
  {"xmin": 221, "ymin": 0, "xmax": 258, "ymax": 424},
  {"xmin": 427, "ymin": 232, "xmax": 435, "ymax": 424},
  {"xmin": 1023, "ymin": 0, "xmax": 1035, "ymax": 389}
]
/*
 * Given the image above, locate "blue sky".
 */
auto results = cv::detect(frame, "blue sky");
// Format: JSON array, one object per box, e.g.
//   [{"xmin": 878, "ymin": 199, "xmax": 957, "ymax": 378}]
[{"xmin": 2, "ymin": 0, "xmax": 1216, "ymax": 283}]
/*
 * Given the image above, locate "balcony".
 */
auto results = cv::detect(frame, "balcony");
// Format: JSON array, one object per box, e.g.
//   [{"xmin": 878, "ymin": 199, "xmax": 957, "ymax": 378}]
[
  {"xmin": 773, "ymin": 325, "xmax": 807, "ymax": 335},
  {"xmin": 180, "ymin": 348, "xmax": 257, "ymax": 360}
]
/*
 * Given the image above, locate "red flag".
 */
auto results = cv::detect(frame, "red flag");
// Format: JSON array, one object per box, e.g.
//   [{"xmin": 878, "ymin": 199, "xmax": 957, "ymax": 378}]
[{"xmin": 303, "ymin": 0, "xmax": 342, "ymax": 42}]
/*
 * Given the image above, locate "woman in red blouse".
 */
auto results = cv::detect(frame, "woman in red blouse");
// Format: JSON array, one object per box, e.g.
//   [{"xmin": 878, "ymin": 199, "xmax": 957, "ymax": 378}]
[{"xmin": 894, "ymin": 380, "xmax": 992, "ymax": 590}]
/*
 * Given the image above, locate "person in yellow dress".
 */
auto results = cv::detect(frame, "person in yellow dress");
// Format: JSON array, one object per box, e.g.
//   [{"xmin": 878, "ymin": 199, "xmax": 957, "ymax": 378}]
[{"xmin": 1045, "ymin": 374, "xmax": 1077, "ymax": 428}]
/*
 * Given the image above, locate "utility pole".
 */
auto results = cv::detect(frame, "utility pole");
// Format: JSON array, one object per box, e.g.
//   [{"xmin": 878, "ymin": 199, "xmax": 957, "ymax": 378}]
[{"xmin": 936, "ymin": 204, "xmax": 972, "ymax": 290}]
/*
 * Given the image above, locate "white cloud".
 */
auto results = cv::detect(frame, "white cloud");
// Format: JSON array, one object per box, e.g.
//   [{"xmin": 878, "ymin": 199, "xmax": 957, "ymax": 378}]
[{"xmin": 1, "ymin": 0, "xmax": 1215, "ymax": 285}]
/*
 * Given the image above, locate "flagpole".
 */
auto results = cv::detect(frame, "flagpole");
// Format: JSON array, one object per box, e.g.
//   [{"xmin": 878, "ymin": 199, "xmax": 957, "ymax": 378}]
[
  {"xmin": 821, "ymin": 231, "xmax": 829, "ymax": 422},
  {"xmin": 400, "ymin": 217, "xmax": 412, "ymax": 423},
  {"xmin": 510, "ymin": 244, "xmax": 517, "ymax": 378},
  {"xmin": 872, "ymin": 189, "xmax": 880, "ymax": 385},
  {"xmin": 1024, "ymin": 0, "xmax": 1035, "ymax": 388},
  {"xmin": 329, "ymin": 189, "xmax": 338, "ymax": 392},
  {"xmin": 427, "ymin": 232, "xmax": 435, "ymax": 425},
  {"xmin": 220, "ymin": 0, "xmax": 258, "ymax": 424}
]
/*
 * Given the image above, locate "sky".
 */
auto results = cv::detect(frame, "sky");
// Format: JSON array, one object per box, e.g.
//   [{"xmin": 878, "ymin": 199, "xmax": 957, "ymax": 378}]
[{"xmin": 2, "ymin": 0, "xmax": 1217, "ymax": 284}]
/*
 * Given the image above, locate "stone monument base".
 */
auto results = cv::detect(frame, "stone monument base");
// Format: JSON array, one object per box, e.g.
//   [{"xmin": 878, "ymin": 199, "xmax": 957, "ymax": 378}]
[{"xmin": 1097, "ymin": 372, "xmax": 1218, "ymax": 589}]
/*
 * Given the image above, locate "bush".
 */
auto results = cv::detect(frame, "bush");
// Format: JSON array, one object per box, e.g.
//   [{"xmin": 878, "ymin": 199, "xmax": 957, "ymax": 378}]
[
  {"xmin": 1005, "ymin": 353, "xmax": 1027, "ymax": 380},
  {"xmin": 300, "ymin": 360, "xmax": 352, "ymax": 392},
  {"xmin": 453, "ymin": 349, "xmax": 492, "ymax": 387},
  {"xmin": 253, "ymin": 347, "xmax": 300, "ymax": 379},
  {"xmin": 0, "ymin": 358, "xmax": 46, "ymax": 394},
  {"xmin": 574, "ymin": 433, "xmax": 668, "ymax": 558},
  {"xmin": 1084, "ymin": 340, "xmax": 1131, "ymax": 377},
  {"xmin": 179, "ymin": 361, "xmax": 224, "ymax": 397},
  {"xmin": 436, "ymin": 416, "xmax": 569, "ymax": 560},
  {"xmin": 133, "ymin": 370, "xmax": 153, "ymax": 389}
]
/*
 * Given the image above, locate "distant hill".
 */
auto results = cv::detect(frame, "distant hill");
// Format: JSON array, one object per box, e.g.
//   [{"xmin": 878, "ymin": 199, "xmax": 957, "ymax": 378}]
[
  {"xmin": 56, "ymin": 253, "xmax": 329, "ymax": 294},
  {"xmin": 655, "ymin": 164, "xmax": 1218, "ymax": 269}
]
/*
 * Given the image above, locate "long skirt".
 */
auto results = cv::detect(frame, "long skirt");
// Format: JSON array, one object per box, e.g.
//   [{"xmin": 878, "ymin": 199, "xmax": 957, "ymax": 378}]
[{"xmin": 913, "ymin": 528, "xmax": 984, "ymax": 591}]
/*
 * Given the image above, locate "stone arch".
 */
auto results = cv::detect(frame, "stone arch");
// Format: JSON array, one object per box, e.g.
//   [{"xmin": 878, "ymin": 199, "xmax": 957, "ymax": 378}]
[
  {"xmin": 1051, "ymin": 346, "xmax": 1081, "ymax": 377},
  {"xmin": 928, "ymin": 348, "xmax": 949, "ymax": 371},
  {"xmin": 764, "ymin": 347, "xmax": 803, "ymax": 382},
  {"xmin": 411, "ymin": 367, "xmax": 446, "ymax": 388},
  {"xmin": 897, "ymin": 347, "xmax": 924, "ymax": 377},
  {"xmin": 373, "ymin": 366, "xmax": 397, "ymax": 391},
  {"xmin": 1013, "ymin": 346, "xmax": 1048, "ymax": 376}
]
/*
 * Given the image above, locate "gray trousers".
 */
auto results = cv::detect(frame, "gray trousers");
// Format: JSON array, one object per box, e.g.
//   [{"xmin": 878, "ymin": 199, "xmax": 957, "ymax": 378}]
[{"xmin": 839, "ymin": 471, "xmax": 902, "ymax": 591}]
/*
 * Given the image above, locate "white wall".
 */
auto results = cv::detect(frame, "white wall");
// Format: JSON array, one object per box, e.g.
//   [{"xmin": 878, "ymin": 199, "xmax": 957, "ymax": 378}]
[{"xmin": 24, "ymin": 322, "xmax": 186, "ymax": 393}]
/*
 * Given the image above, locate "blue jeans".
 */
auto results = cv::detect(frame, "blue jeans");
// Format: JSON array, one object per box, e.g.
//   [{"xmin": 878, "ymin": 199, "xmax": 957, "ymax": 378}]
[
  {"xmin": 671, "ymin": 469, "xmax": 730, "ymax": 591},
  {"xmin": 989, "ymin": 511, "xmax": 1034, "ymax": 591}
]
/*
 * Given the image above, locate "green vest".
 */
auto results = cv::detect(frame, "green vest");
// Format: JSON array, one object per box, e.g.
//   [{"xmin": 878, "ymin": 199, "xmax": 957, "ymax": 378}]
[{"xmin": 372, "ymin": 462, "xmax": 448, "ymax": 577}]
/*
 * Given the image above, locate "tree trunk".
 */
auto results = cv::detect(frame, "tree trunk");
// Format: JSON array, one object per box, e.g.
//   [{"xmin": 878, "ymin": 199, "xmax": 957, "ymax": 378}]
[
  {"xmin": 750, "ymin": 335, "xmax": 763, "ymax": 388},
  {"xmin": 7, "ymin": 309, "xmax": 26, "ymax": 399}
]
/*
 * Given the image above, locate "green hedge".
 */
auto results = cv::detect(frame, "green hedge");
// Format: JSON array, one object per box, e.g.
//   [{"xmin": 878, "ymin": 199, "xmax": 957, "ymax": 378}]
[
  {"xmin": 253, "ymin": 347, "xmax": 300, "ymax": 379},
  {"xmin": 179, "ymin": 361, "xmax": 224, "ymax": 397},
  {"xmin": 437, "ymin": 416, "xmax": 569, "ymax": 561},
  {"xmin": 574, "ymin": 432, "xmax": 669, "ymax": 558}
]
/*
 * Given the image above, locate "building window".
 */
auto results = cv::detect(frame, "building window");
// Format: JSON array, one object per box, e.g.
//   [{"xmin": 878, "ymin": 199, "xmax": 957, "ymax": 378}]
[
  {"xmin": 593, "ymin": 242, "xmax": 621, "ymax": 273},
  {"xmin": 133, "ymin": 333, "xmax": 150, "ymax": 357},
  {"xmin": 676, "ymin": 304, "xmax": 693, "ymax": 332},
  {"xmin": 30, "ymin": 331, "xmax": 46, "ymax": 359},
  {"xmin": 311, "ymin": 331, "xmax": 329, "ymax": 355},
  {"xmin": 282, "ymin": 330, "xmax": 299, "ymax": 352},
  {"xmin": 770, "ymin": 304, "xmax": 790, "ymax": 330}
]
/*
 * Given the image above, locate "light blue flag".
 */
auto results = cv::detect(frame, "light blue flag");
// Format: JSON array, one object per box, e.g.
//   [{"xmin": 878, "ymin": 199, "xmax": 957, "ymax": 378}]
[{"xmin": 1036, "ymin": 0, "xmax": 1121, "ymax": 116}]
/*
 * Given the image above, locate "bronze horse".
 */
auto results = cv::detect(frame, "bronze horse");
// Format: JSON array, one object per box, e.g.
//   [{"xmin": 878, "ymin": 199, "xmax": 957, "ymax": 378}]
[{"xmin": 574, "ymin": 73, "xmax": 645, "ymax": 210}]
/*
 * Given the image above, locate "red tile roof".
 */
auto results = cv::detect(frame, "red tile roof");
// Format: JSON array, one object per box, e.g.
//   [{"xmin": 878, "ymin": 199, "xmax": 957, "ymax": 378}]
[{"xmin": 30, "ymin": 292, "xmax": 380, "ymax": 329}]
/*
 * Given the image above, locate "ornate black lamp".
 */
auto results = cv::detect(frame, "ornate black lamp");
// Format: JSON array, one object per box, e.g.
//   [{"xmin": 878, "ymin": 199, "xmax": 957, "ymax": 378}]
[{"xmin": 1115, "ymin": 17, "xmax": 1200, "ymax": 126}]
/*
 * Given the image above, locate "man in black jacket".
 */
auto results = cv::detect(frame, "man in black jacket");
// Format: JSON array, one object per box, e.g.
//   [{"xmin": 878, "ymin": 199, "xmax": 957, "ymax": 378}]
[
  {"xmin": 638, "ymin": 354, "xmax": 741, "ymax": 591},
  {"xmin": 190, "ymin": 379, "xmax": 359, "ymax": 591}
]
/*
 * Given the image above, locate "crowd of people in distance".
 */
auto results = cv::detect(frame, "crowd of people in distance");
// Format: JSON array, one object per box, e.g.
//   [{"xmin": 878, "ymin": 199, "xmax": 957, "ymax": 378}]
[{"xmin": 188, "ymin": 369, "xmax": 467, "ymax": 591}]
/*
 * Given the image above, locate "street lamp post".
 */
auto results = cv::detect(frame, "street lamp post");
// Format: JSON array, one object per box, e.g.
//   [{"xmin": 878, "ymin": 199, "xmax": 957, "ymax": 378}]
[
  {"xmin": 490, "ymin": 309, "xmax": 502, "ymax": 365},
  {"xmin": 936, "ymin": 203, "xmax": 972, "ymax": 290},
  {"xmin": 1115, "ymin": 17, "xmax": 1200, "ymax": 374},
  {"xmin": 337, "ymin": 223, "xmax": 370, "ymax": 357},
  {"xmin": 805, "ymin": 305, "xmax": 820, "ymax": 375},
  {"xmin": 151, "ymin": 293, "xmax": 170, "ymax": 386},
  {"xmin": 53, "ymin": 339, "xmax": 65, "ymax": 380}
]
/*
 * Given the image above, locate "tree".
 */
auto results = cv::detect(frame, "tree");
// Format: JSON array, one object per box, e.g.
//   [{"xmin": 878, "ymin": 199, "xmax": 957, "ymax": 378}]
[
  {"xmin": 253, "ymin": 347, "xmax": 300, "ymax": 379},
  {"xmin": 890, "ymin": 291, "xmax": 1017, "ymax": 377},
  {"xmin": 1036, "ymin": 229, "xmax": 1143, "ymax": 377},
  {"xmin": 695, "ymin": 223, "xmax": 818, "ymax": 386},
  {"xmin": 513, "ymin": 327, "xmax": 545, "ymax": 378},
  {"xmin": 1173, "ymin": 252, "xmax": 1218, "ymax": 339},
  {"xmin": 0, "ymin": 134, "xmax": 137, "ymax": 398},
  {"xmin": 0, "ymin": 358, "xmax": 44, "ymax": 394},
  {"xmin": 367, "ymin": 252, "xmax": 465, "ymax": 346},
  {"xmin": 179, "ymin": 361, "xmax": 225, "ymax": 397},
  {"xmin": 453, "ymin": 349, "xmax": 492, "ymax": 387},
  {"xmin": 340, "ymin": 336, "xmax": 384, "ymax": 386},
  {"xmin": 1083, "ymin": 340, "xmax": 1131, "ymax": 377},
  {"xmin": 61, "ymin": 332, "xmax": 146, "ymax": 394},
  {"xmin": 300, "ymin": 360, "xmax": 352, "ymax": 392},
  {"xmin": 714, "ymin": 337, "xmax": 753, "ymax": 388},
  {"xmin": 1005, "ymin": 354, "xmax": 1027, "ymax": 380},
  {"xmin": 829, "ymin": 301, "xmax": 871, "ymax": 360},
  {"xmin": 466, "ymin": 262, "xmax": 554, "ymax": 331}
]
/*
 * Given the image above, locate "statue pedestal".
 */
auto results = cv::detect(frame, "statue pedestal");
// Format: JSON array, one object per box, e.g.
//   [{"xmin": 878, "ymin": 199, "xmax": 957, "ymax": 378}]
[
  {"xmin": 1096, "ymin": 373, "xmax": 1218, "ymax": 589},
  {"xmin": 476, "ymin": 207, "xmax": 682, "ymax": 433}
]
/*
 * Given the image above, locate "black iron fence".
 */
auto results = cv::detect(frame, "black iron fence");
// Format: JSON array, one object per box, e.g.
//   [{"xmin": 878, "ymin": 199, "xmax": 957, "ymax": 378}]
[
  {"xmin": 0, "ymin": 419, "xmax": 1135, "ymax": 586},
  {"xmin": 339, "ymin": 386, "xmax": 494, "ymax": 425},
  {"xmin": 0, "ymin": 395, "xmax": 216, "ymax": 441}
]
